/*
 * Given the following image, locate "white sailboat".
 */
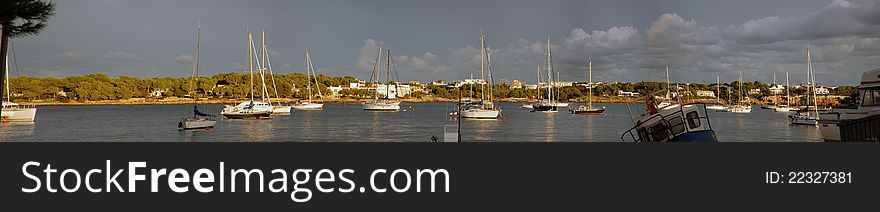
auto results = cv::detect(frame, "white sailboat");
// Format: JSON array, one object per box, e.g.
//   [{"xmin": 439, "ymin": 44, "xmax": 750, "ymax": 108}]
[
  {"xmin": 531, "ymin": 35, "xmax": 559, "ymax": 113},
  {"xmin": 292, "ymin": 51, "xmax": 324, "ymax": 110},
  {"xmin": 256, "ymin": 32, "xmax": 291, "ymax": 115},
  {"xmin": 706, "ymin": 76, "xmax": 728, "ymax": 111},
  {"xmin": 221, "ymin": 31, "xmax": 273, "ymax": 119},
  {"xmin": 363, "ymin": 48, "xmax": 401, "ymax": 111},
  {"xmin": 570, "ymin": 58, "xmax": 605, "ymax": 114},
  {"xmin": 460, "ymin": 30, "xmax": 502, "ymax": 119},
  {"xmin": 789, "ymin": 47, "xmax": 819, "ymax": 125},
  {"xmin": 774, "ymin": 72, "xmax": 795, "ymax": 112},
  {"xmin": 178, "ymin": 23, "xmax": 216, "ymax": 130},
  {"xmin": 2, "ymin": 45, "xmax": 37, "ymax": 122},
  {"xmin": 726, "ymin": 71, "xmax": 752, "ymax": 113}
]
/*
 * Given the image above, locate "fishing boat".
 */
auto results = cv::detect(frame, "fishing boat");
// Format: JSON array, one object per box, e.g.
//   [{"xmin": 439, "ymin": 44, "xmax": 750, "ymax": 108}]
[
  {"xmin": 363, "ymin": 48, "xmax": 401, "ymax": 111},
  {"xmin": 818, "ymin": 67, "xmax": 880, "ymax": 141},
  {"xmin": 1, "ymin": 41, "xmax": 37, "ymax": 122},
  {"xmin": 789, "ymin": 47, "xmax": 819, "ymax": 125},
  {"xmin": 531, "ymin": 36, "xmax": 559, "ymax": 113},
  {"xmin": 774, "ymin": 72, "xmax": 796, "ymax": 112},
  {"xmin": 221, "ymin": 31, "xmax": 272, "ymax": 119},
  {"xmin": 459, "ymin": 31, "xmax": 501, "ymax": 119},
  {"xmin": 706, "ymin": 76, "xmax": 728, "ymax": 111},
  {"xmin": 292, "ymin": 51, "xmax": 325, "ymax": 110},
  {"xmin": 178, "ymin": 23, "xmax": 216, "ymax": 130},
  {"xmin": 725, "ymin": 72, "xmax": 752, "ymax": 113},
  {"xmin": 570, "ymin": 58, "xmax": 605, "ymax": 114},
  {"xmin": 620, "ymin": 89, "xmax": 718, "ymax": 142}
]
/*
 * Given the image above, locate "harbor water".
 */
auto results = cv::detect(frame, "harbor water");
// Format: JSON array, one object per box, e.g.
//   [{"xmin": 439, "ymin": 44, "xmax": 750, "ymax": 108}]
[{"xmin": 0, "ymin": 102, "xmax": 822, "ymax": 142}]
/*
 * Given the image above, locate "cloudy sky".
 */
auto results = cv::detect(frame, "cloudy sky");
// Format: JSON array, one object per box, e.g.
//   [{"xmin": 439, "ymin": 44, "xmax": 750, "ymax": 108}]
[{"xmin": 10, "ymin": 0, "xmax": 880, "ymax": 85}]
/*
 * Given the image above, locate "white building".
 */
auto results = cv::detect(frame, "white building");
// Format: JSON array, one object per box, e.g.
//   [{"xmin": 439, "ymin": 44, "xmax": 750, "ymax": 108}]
[
  {"xmin": 815, "ymin": 87, "xmax": 830, "ymax": 95},
  {"xmin": 769, "ymin": 85, "xmax": 784, "ymax": 95},
  {"xmin": 617, "ymin": 90, "xmax": 639, "ymax": 97},
  {"xmin": 453, "ymin": 78, "xmax": 486, "ymax": 87},
  {"xmin": 696, "ymin": 90, "xmax": 716, "ymax": 98}
]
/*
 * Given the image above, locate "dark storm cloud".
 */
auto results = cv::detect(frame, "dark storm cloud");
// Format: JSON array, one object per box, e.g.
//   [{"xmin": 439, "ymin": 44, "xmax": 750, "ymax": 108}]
[{"xmin": 11, "ymin": 0, "xmax": 880, "ymax": 85}]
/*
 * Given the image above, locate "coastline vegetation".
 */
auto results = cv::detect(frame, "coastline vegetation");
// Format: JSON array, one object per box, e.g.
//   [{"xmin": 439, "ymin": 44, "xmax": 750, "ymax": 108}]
[{"xmin": 4, "ymin": 73, "xmax": 859, "ymax": 106}]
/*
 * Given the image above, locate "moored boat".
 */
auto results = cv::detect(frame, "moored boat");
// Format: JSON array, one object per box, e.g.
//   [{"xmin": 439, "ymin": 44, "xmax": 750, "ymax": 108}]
[{"xmin": 818, "ymin": 67, "xmax": 880, "ymax": 141}]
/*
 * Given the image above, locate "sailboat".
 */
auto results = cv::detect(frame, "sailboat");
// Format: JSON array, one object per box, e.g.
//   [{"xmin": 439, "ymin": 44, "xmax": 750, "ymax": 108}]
[
  {"xmin": 1, "ymin": 41, "xmax": 37, "ymax": 122},
  {"xmin": 706, "ymin": 76, "xmax": 728, "ymax": 111},
  {"xmin": 726, "ymin": 71, "xmax": 752, "ymax": 113},
  {"xmin": 256, "ymin": 32, "xmax": 291, "ymax": 115},
  {"xmin": 656, "ymin": 66, "xmax": 681, "ymax": 109},
  {"xmin": 789, "ymin": 46, "xmax": 820, "ymax": 125},
  {"xmin": 363, "ymin": 48, "xmax": 401, "ymax": 111},
  {"xmin": 570, "ymin": 58, "xmax": 605, "ymax": 114},
  {"xmin": 221, "ymin": 31, "xmax": 273, "ymax": 119},
  {"xmin": 459, "ymin": 30, "xmax": 502, "ymax": 119},
  {"xmin": 293, "ymin": 51, "xmax": 324, "ymax": 110},
  {"xmin": 774, "ymin": 72, "xmax": 795, "ymax": 112},
  {"xmin": 178, "ymin": 23, "xmax": 216, "ymax": 130},
  {"xmin": 531, "ymin": 35, "xmax": 559, "ymax": 113}
]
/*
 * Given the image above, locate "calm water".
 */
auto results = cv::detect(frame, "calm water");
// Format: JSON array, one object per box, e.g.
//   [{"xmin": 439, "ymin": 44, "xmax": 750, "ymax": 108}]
[{"xmin": 0, "ymin": 102, "xmax": 821, "ymax": 142}]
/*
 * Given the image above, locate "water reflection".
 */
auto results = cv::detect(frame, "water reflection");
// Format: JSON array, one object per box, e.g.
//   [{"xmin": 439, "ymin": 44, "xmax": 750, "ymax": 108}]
[{"xmin": 0, "ymin": 122, "xmax": 36, "ymax": 141}]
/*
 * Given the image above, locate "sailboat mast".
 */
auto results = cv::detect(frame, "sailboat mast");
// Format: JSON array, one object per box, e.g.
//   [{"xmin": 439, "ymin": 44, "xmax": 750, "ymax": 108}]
[
  {"xmin": 665, "ymin": 66, "xmax": 671, "ymax": 99},
  {"xmin": 546, "ymin": 35, "xmax": 553, "ymax": 103},
  {"xmin": 773, "ymin": 73, "xmax": 777, "ymax": 106},
  {"xmin": 588, "ymin": 57, "xmax": 593, "ymax": 107},
  {"xmin": 374, "ymin": 48, "xmax": 382, "ymax": 100},
  {"xmin": 807, "ymin": 47, "xmax": 818, "ymax": 117},
  {"xmin": 305, "ymin": 51, "xmax": 313, "ymax": 102},
  {"xmin": 487, "ymin": 50, "xmax": 494, "ymax": 104},
  {"xmin": 248, "ymin": 32, "xmax": 254, "ymax": 101},
  {"xmin": 386, "ymin": 48, "xmax": 391, "ymax": 99},
  {"xmin": 4, "ymin": 55, "xmax": 9, "ymax": 102},
  {"xmin": 480, "ymin": 30, "xmax": 486, "ymax": 102},
  {"xmin": 259, "ymin": 31, "xmax": 271, "ymax": 104}
]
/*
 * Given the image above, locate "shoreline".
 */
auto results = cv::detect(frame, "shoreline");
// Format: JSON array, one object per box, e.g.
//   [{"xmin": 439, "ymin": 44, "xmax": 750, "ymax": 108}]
[{"xmin": 12, "ymin": 97, "xmax": 727, "ymax": 106}]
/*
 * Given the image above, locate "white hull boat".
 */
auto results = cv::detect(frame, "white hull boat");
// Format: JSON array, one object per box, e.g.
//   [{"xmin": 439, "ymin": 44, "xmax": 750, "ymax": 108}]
[
  {"xmin": 363, "ymin": 99, "xmax": 400, "ymax": 111},
  {"xmin": 774, "ymin": 106, "xmax": 794, "ymax": 112},
  {"xmin": 706, "ymin": 104, "xmax": 728, "ymax": 111},
  {"xmin": 292, "ymin": 102, "xmax": 324, "ymax": 110},
  {"xmin": 1, "ymin": 103, "xmax": 37, "ymax": 122},
  {"xmin": 178, "ymin": 116, "xmax": 216, "ymax": 130},
  {"xmin": 272, "ymin": 105, "xmax": 292, "ymax": 114},
  {"xmin": 789, "ymin": 113, "xmax": 818, "ymax": 125},
  {"xmin": 460, "ymin": 108, "xmax": 501, "ymax": 119},
  {"xmin": 222, "ymin": 101, "xmax": 273, "ymax": 119},
  {"xmin": 726, "ymin": 105, "xmax": 752, "ymax": 113}
]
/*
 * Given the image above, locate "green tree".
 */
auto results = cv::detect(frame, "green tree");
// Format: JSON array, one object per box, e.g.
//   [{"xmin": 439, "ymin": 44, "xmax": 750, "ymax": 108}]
[{"xmin": 1, "ymin": 0, "xmax": 55, "ymax": 103}]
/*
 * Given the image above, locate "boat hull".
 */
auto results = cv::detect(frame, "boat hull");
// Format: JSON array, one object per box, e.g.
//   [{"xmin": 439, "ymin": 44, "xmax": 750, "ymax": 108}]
[
  {"xmin": 774, "ymin": 107, "xmax": 793, "ymax": 112},
  {"xmin": 789, "ymin": 115, "xmax": 818, "ymax": 125},
  {"xmin": 292, "ymin": 103, "xmax": 324, "ymax": 110},
  {"xmin": 706, "ymin": 105, "xmax": 728, "ymax": 111},
  {"xmin": 1, "ymin": 108, "xmax": 37, "ymax": 122},
  {"xmin": 221, "ymin": 112, "xmax": 271, "ymax": 119},
  {"xmin": 460, "ymin": 109, "xmax": 501, "ymax": 119},
  {"xmin": 531, "ymin": 105, "xmax": 558, "ymax": 113},
  {"xmin": 667, "ymin": 130, "xmax": 718, "ymax": 142},
  {"xmin": 363, "ymin": 101, "xmax": 400, "ymax": 111},
  {"xmin": 570, "ymin": 108, "xmax": 605, "ymax": 114},
  {"xmin": 726, "ymin": 106, "xmax": 752, "ymax": 113},
  {"xmin": 178, "ymin": 117, "xmax": 216, "ymax": 130},
  {"xmin": 271, "ymin": 105, "xmax": 292, "ymax": 115}
]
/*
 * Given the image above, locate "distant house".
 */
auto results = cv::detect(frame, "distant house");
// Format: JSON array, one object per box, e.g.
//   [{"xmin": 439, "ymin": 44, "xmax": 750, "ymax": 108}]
[
  {"xmin": 617, "ymin": 90, "xmax": 639, "ymax": 97},
  {"xmin": 816, "ymin": 87, "xmax": 830, "ymax": 95},
  {"xmin": 769, "ymin": 85, "xmax": 784, "ymax": 95},
  {"xmin": 748, "ymin": 88, "xmax": 762, "ymax": 95},
  {"xmin": 696, "ymin": 90, "xmax": 716, "ymax": 98}
]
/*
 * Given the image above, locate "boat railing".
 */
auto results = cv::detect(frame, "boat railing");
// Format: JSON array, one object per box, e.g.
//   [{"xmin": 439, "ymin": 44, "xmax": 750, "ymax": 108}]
[
  {"xmin": 2, "ymin": 104, "xmax": 37, "ymax": 109},
  {"xmin": 620, "ymin": 103, "xmax": 713, "ymax": 142}
]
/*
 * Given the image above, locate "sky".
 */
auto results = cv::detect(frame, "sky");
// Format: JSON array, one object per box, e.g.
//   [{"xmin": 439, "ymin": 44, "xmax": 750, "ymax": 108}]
[{"xmin": 9, "ymin": 0, "xmax": 880, "ymax": 85}]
